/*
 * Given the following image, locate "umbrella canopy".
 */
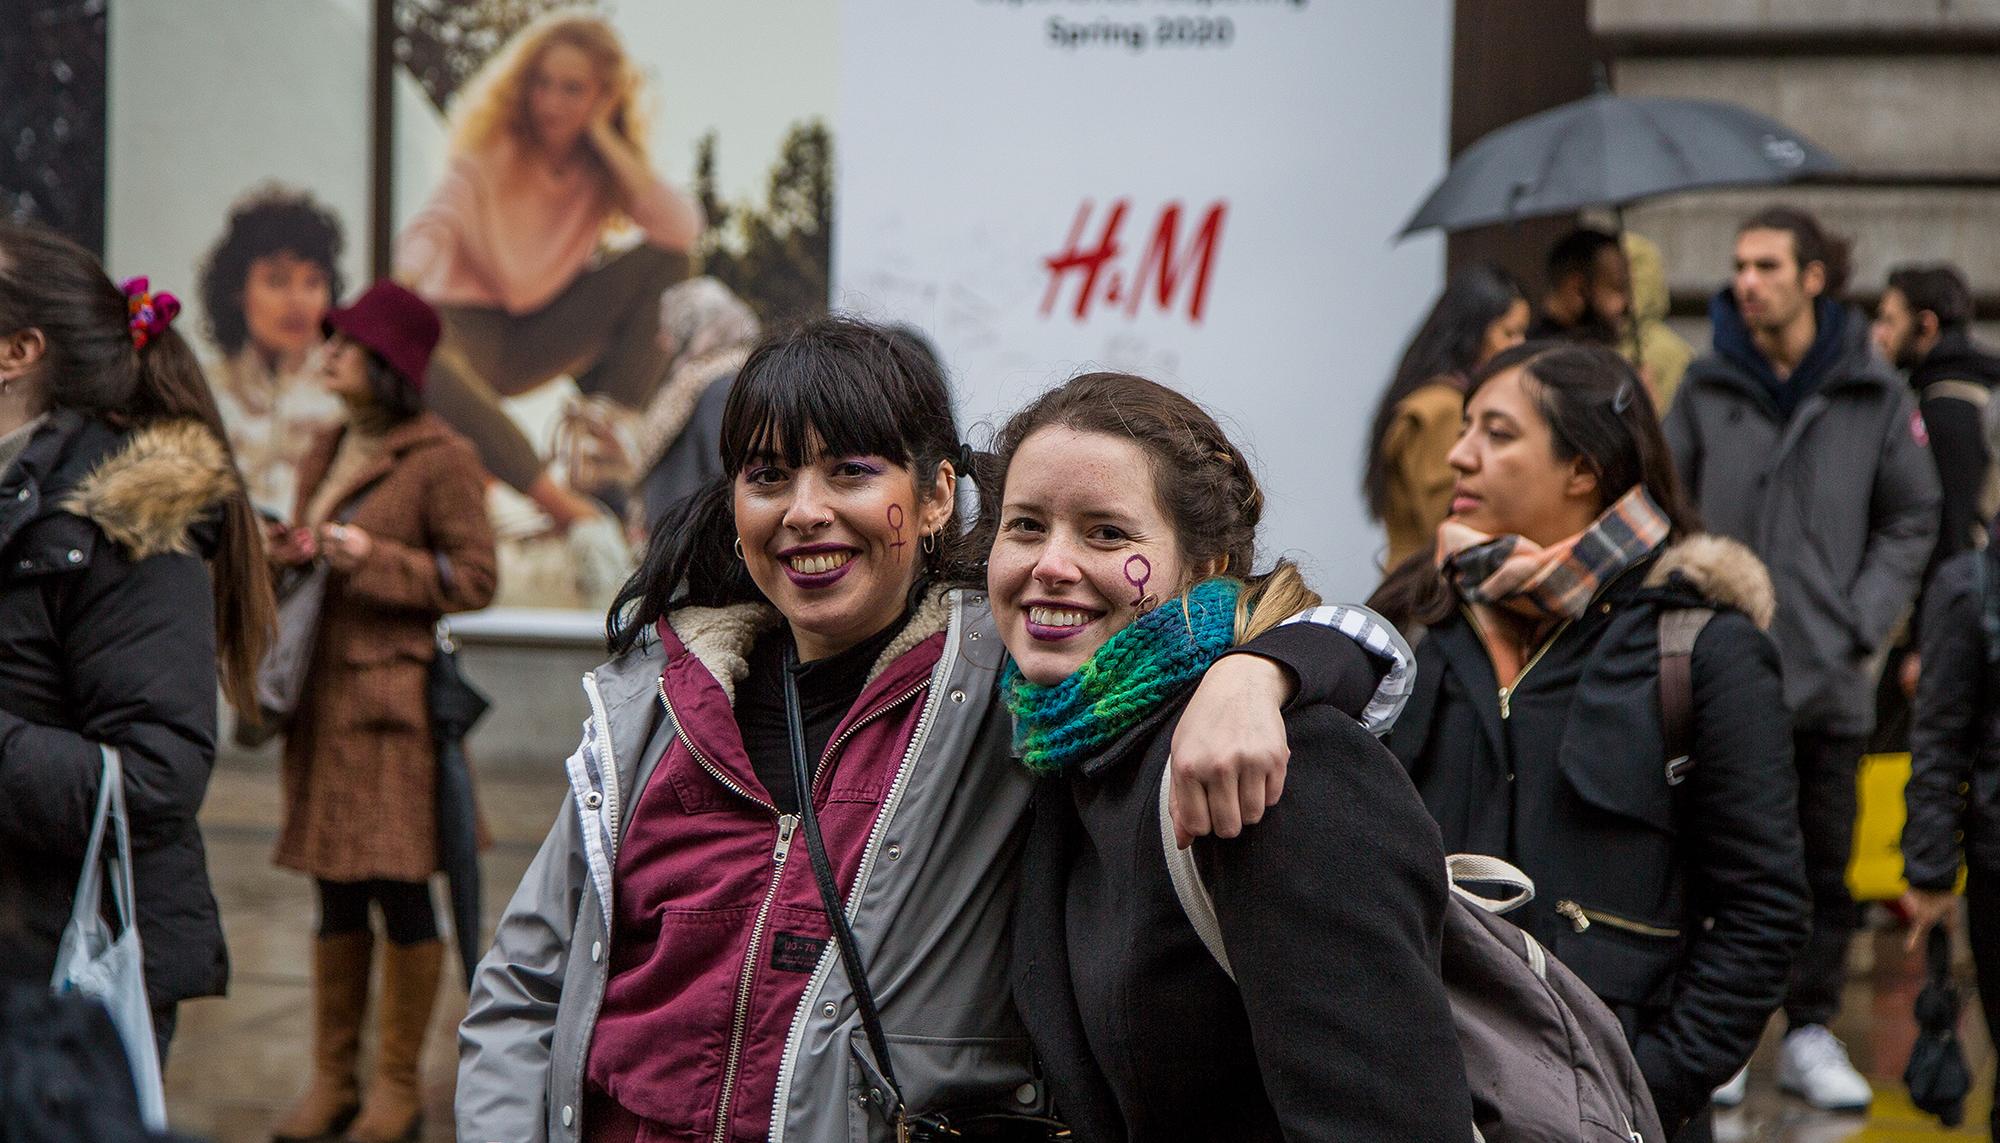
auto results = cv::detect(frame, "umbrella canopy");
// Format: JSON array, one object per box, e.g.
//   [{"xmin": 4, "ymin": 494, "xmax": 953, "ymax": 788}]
[{"xmin": 1400, "ymin": 93, "xmax": 1840, "ymax": 236}]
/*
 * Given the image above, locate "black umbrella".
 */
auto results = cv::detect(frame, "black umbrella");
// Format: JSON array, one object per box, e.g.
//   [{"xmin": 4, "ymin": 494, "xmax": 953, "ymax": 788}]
[
  {"xmin": 1399, "ymin": 93, "xmax": 1841, "ymax": 236},
  {"xmin": 428, "ymin": 621, "xmax": 491, "ymax": 990},
  {"xmin": 1904, "ymin": 925, "xmax": 1972, "ymax": 1127}
]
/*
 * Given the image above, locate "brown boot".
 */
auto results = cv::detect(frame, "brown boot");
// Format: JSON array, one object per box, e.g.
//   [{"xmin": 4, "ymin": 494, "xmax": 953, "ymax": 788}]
[
  {"xmin": 271, "ymin": 930, "xmax": 373, "ymax": 1142},
  {"xmin": 344, "ymin": 938, "xmax": 442, "ymax": 1143}
]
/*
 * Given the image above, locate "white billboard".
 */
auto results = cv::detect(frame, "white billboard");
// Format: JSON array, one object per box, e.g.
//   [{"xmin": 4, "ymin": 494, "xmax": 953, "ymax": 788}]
[{"xmin": 835, "ymin": 0, "xmax": 1452, "ymax": 597}]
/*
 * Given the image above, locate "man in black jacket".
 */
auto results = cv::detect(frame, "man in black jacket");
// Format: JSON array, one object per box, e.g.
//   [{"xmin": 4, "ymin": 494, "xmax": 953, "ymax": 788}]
[
  {"xmin": 1875, "ymin": 264, "xmax": 2000, "ymax": 584},
  {"xmin": 1903, "ymin": 537, "xmax": 2000, "ymax": 1138}
]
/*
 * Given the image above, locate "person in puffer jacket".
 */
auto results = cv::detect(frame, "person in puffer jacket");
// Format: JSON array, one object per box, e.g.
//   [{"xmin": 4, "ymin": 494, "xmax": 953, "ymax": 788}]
[
  {"xmin": 455, "ymin": 316, "xmax": 1403, "ymax": 1142},
  {"xmin": 0, "ymin": 220, "xmax": 274, "ymax": 1067}
]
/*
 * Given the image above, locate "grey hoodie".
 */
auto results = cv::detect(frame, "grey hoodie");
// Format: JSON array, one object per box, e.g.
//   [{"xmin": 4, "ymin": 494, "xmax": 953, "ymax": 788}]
[{"xmin": 1664, "ymin": 299, "xmax": 1940, "ymax": 737}]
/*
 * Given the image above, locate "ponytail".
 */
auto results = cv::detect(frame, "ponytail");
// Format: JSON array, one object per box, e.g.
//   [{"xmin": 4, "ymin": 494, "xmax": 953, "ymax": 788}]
[
  {"xmin": 0, "ymin": 220, "xmax": 275, "ymax": 712},
  {"xmin": 131, "ymin": 327, "xmax": 276, "ymax": 712},
  {"xmin": 1234, "ymin": 561, "xmax": 1320, "ymax": 644}
]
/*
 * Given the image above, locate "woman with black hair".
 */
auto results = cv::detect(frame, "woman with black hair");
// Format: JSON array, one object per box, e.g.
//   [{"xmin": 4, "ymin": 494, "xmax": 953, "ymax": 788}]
[
  {"xmin": 269, "ymin": 281, "xmax": 497, "ymax": 1143},
  {"xmin": 0, "ymin": 220, "xmax": 275, "ymax": 1058},
  {"xmin": 197, "ymin": 185, "xmax": 349, "ymax": 520},
  {"xmin": 1370, "ymin": 342, "xmax": 1809, "ymax": 1141},
  {"xmin": 1364, "ymin": 263, "xmax": 1529, "ymax": 568},
  {"xmin": 456, "ymin": 316, "xmax": 1394, "ymax": 1141}
]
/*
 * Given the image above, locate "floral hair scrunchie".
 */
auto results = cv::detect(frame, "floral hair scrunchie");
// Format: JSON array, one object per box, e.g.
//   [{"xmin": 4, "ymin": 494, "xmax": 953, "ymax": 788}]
[{"xmin": 121, "ymin": 276, "xmax": 181, "ymax": 350}]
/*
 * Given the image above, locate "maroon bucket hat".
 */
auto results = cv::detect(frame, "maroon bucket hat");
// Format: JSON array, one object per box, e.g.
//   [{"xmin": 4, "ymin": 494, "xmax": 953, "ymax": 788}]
[{"xmin": 323, "ymin": 280, "xmax": 441, "ymax": 391}]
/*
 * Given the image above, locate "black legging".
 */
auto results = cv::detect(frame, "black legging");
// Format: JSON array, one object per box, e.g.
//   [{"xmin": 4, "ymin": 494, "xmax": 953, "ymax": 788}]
[{"xmin": 315, "ymin": 878, "xmax": 438, "ymax": 947}]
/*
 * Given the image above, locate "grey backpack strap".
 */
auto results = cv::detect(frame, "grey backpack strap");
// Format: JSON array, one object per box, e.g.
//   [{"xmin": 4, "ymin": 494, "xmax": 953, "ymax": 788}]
[
  {"xmin": 1158, "ymin": 758, "xmax": 1539, "ymax": 967},
  {"xmin": 1657, "ymin": 608, "xmax": 1714, "ymax": 787},
  {"xmin": 1158, "ymin": 759, "xmax": 1235, "ymax": 980}
]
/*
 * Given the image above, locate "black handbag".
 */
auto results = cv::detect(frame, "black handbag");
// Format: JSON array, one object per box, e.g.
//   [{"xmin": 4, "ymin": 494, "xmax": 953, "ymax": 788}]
[{"xmin": 781, "ymin": 648, "xmax": 1069, "ymax": 1142}]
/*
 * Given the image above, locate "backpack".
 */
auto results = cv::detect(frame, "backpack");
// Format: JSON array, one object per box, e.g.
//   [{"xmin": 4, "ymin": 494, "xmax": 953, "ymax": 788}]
[
  {"xmin": 1155, "ymin": 771, "xmax": 1666, "ymax": 1143},
  {"xmin": 1657, "ymin": 608, "xmax": 1715, "ymax": 787}
]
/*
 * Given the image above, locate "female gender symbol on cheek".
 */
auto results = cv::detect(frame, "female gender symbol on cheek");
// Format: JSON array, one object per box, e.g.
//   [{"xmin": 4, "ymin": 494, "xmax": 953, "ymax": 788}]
[
  {"xmin": 1123, "ymin": 554, "xmax": 1152, "ymax": 607},
  {"xmin": 886, "ymin": 504, "xmax": 906, "ymax": 549}
]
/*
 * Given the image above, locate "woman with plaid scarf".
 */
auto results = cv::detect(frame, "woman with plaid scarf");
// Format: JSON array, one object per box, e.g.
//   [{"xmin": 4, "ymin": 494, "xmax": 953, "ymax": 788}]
[{"xmin": 1369, "ymin": 342, "xmax": 1810, "ymax": 1143}]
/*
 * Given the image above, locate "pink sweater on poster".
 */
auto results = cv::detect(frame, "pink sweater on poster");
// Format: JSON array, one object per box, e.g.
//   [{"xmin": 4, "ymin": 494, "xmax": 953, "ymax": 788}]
[{"xmin": 394, "ymin": 138, "xmax": 698, "ymax": 316}]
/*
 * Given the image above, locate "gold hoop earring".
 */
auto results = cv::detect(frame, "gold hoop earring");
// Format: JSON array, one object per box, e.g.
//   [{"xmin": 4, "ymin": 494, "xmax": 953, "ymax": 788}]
[{"xmin": 733, "ymin": 537, "xmax": 745, "ymax": 561}]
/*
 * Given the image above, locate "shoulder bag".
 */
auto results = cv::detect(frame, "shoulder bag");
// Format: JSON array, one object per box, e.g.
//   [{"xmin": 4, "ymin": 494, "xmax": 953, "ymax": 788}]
[
  {"xmin": 782, "ymin": 648, "xmax": 1070, "ymax": 1141},
  {"xmin": 50, "ymin": 745, "xmax": 168, "ymax": 1132}
]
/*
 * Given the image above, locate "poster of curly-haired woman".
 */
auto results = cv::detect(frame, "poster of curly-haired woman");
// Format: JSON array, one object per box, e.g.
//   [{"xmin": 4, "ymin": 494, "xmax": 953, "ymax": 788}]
[{"xmin": 105, "ymin": 0, "xmax": 839, "ymax": 617}]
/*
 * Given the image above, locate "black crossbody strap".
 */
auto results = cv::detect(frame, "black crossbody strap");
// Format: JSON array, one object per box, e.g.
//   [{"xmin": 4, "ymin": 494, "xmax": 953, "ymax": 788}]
[{"xmin": 782, "ymin": 645, "xmax": 907, "ymax": 1118}]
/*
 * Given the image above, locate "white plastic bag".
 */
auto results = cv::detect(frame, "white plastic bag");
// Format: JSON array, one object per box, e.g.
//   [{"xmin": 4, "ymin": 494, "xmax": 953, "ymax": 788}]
[{"xmin": 50, "ymin": 745, "xmax": 168, "ymax": 1131}]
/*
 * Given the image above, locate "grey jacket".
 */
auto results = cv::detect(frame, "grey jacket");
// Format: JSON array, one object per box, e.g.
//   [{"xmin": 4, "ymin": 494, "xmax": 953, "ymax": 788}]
[
  {"xmin": 456, "ymin": 589, "xmax": 1039, "ymax": 1143},
  {"xmin": 1664, "ymin": 314, "xmax": 1940, "ymax": 737},
  {"xmin": 454, "ymin": 588, "xmax": 1416, "ymax": 1142}
]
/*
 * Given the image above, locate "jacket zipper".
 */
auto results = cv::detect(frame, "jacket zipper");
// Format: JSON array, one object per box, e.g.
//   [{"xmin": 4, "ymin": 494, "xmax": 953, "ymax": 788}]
[
  {"xmin": 1473, "ymin": 558, "xmax": 1647, "ymax": 719},
  {"xmin": 1467, "ymin": 610, "xmax": 1572, "ymax": 720},
  {"xmin": 660, "ymin": 676, "xmax": 928, "ymax": 1143},
  {"xmin": 1554, "ymin": 899, "xmax": 1682, "ymax": 938},
  {"xmin": 709, "ymin": 812, "xmax": 799, "ymax": 1143},
  {"xmin": 766, "ymin": 605, "xmax": 961, "ymax": 1143}
]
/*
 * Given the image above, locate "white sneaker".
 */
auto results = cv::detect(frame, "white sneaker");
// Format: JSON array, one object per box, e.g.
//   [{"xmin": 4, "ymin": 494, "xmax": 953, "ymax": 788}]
[
  {"xmin": 1711, "ymin": 1063, "xmax": 1749, "ymax": 1107},
  {"xmin": 1777, "ymin": 1025, "xmax": 1873, "ymax": 1111}
]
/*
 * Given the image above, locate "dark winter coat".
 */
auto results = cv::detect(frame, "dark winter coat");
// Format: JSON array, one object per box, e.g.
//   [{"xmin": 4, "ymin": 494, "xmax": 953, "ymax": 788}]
[
  {"xmin": 1910, "ymin": 331, "xmax": 2000, "ymax": 594},
  {"xmin": 1012, "ymin": 628, "xmax": 1472, "ymax": 1143},
  {"xmin": 275, "ymin": 413, "xmax": 497, "ymax": 882},
  {"xmin": 1664, "ymin": 293, "xmax": 1939, "ymax": 736},
  {"xmin": 1904, "ymin": 546, "xmax": 2000, "ymax": 889},
  {"xmin": 1386, "ymin": 537, "xmax": 1810, "ymax": 1134},
  {"xmin": 0, "ymin": 411, "xmax": 233, "ymax": 1008}
]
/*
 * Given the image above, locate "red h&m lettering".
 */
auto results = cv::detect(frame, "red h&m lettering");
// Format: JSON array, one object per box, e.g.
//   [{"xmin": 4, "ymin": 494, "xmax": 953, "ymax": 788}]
[{"xmin": 1040, "ymin": 198, "xmax": 1226, "ymax": 325}]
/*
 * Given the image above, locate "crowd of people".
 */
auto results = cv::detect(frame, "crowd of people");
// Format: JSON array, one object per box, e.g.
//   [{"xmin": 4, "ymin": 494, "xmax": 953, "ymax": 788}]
[{"xmin": 6, "ymin": 11, "xmax": 2000, "ymax": 1143}]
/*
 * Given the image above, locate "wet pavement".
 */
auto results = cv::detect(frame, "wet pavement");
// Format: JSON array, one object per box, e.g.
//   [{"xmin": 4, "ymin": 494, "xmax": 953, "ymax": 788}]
[{"xmin": 162, "ymin": 758, "xmax": 1994, "ymax": 1142}]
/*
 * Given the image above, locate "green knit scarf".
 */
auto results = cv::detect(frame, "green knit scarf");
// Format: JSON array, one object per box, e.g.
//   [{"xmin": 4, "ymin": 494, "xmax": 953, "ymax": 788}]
[{"xmin": 1005, "ymin": 578, "xmax": 1241, "ymax": 776}]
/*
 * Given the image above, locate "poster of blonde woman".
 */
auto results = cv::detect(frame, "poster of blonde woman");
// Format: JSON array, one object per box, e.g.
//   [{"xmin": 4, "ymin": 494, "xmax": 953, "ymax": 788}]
[{"xmin": 394, "ymin": 2, "xmax": 833, "ymax": 612}]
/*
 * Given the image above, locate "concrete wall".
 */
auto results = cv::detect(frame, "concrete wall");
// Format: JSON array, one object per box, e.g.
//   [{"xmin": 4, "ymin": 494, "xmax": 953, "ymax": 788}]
[
  {"xmin": 1594, "ymin": 0, "xmax": 2000, "ymax": 31},
  {"xmin": 1591, "ymin": 0, "xmax": 2000, "ymax": 337}
]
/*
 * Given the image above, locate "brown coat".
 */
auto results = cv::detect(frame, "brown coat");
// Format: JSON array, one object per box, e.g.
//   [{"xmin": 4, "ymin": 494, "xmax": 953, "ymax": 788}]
[
  {"xmin": 274, "ymin": 413, "xmax": 497, "ymax": 882},
  {"xmin": 1380, "ymin": 381, "xmax": 1464, "ymax": 570}
]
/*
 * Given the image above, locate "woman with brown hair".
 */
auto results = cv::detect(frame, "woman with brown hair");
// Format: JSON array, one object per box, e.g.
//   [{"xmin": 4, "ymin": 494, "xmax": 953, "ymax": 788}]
[
  {"xmin": 1371, "ymin": 342, "xmax": 1808, "ymax": 1141},
  {"xmin": 269, "ymin": 281, "xmax": 496, "ymax": 1143},
  {"xmin": 454, "ymin": 319, "xmax": 1396, "ymax": 1141},
  {"xmin": 0, "ymin": 220, "xmax": 274, "ymax": 1059},
  {"xmin": 992, "ymin": 371, "xmax": 1470, "ymax": 1141},
  {"xmin": 396, "ymin": 9, "xmax": 703, "ymax": 532}
]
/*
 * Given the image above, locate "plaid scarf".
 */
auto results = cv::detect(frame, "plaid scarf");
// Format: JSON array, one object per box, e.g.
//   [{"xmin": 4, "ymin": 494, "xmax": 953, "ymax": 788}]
[{"xmin": 1436, "ymin": 486, "xmax": 1670, "ymax": 682}]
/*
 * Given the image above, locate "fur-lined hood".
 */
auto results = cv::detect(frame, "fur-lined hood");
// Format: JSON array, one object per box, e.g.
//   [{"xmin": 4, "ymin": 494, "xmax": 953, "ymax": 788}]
[
  {"xmin": 665, "ymin": 585, "xmax": 957, "ymax": 704},
  {"xmin": 1643, "ymin": 533, "xmax": 1776, "ymax": 630},
  {"xmin": 61, "ymin": 418, "xmax": 238, "ymax": 560}
]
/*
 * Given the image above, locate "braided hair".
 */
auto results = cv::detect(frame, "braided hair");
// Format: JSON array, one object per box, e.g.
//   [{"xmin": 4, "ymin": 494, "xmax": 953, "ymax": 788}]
[{"xmin": 975, "ymin": 371, "xmax": 1316, "ymax": 640}]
